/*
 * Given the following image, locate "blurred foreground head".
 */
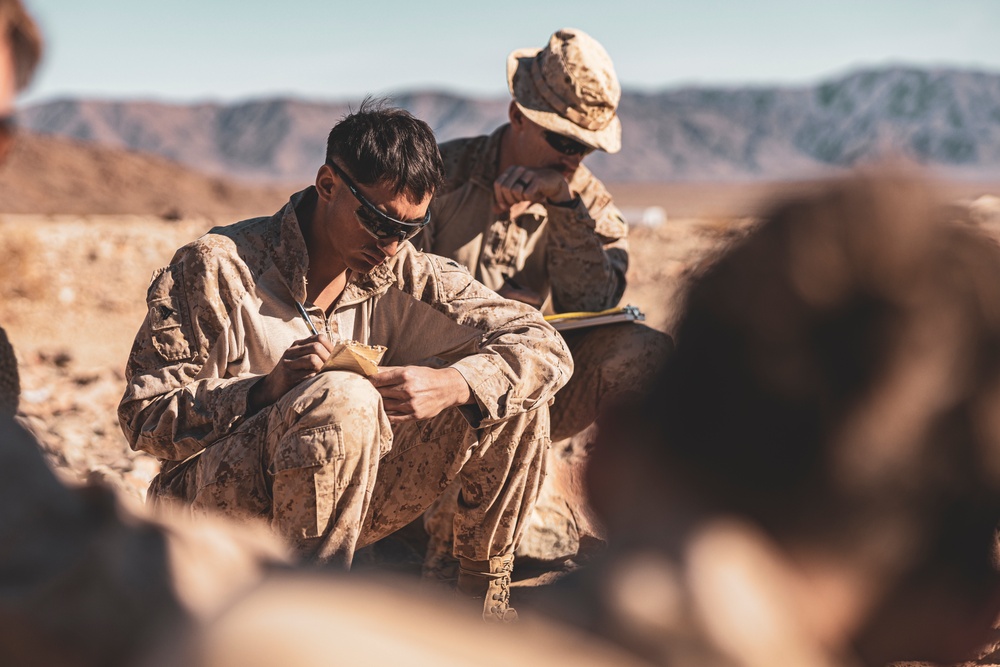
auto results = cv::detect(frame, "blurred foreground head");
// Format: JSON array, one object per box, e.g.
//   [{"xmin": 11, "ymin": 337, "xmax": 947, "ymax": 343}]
[
  {"xmin": 0, "ymin": 0, "xmax": 40, "ymax": 93},
  {"xmin": 591, "ymin": 175, "xmax": 1000, "ymax": 665},
  {"xmin": 0, "ymin": 0, "xmax": 41, "ymax": 160}
]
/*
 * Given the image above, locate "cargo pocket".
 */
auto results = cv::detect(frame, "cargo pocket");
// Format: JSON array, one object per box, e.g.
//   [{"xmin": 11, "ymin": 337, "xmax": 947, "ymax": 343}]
[
  {"xmin": 147, "ymin": 456, "xmax": 200, "ymax": 509},
  {"xmin": 269, "ymin": 423, "xmax": 344, "ymax": 540}
]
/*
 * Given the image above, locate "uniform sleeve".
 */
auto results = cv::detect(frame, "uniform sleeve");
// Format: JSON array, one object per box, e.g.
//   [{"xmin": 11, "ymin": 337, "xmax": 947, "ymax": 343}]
[
  {"xmin": 439, "ymin": 260, "xmax": 573, "ymax": 426},
  {"xmin": 117, "ymin": 240, "xmax": 260, "ymax": 461},
  {"xmin": 544, "ymin": 183, "xmax": 629, "ymax": 313},
  {"xmin": 381, "ymin": 255, "xmax": 573, "ymax": 428}
]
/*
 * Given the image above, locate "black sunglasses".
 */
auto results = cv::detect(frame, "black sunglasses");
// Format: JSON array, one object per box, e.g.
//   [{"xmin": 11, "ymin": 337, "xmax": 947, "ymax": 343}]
[
  {"xmin": 326, "ymin": 159, "xmax": 430, "ymax": 242},
  {"xmin": 543, "ymin": 130, "xmax": 594, "ymax": 157}
]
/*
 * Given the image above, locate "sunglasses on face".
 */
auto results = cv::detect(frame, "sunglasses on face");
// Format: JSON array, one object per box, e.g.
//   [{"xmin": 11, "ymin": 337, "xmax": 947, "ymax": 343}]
[
  {"xmin": 325, "ymin": 159, "xmax": 430, "ymax": 242},
  {"xmin": 542, "ymin": 130, "xmax": 594, "ymax": 157}
]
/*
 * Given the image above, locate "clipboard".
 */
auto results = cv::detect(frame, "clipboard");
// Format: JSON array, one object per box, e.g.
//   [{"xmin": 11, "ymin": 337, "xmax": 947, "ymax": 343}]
[{"xmin": 544, "ymin": 305, "xmax": 646, "ymax": 332}]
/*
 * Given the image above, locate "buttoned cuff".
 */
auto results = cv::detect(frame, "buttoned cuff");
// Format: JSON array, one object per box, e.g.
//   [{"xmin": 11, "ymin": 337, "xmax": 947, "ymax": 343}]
[
  {"xmin": 449, "ymin": 356, "xmax": 512, "ymax": 427},
  {"xmin": 546, "ymin": 195, "xmax": 597, "ymax": 231}
]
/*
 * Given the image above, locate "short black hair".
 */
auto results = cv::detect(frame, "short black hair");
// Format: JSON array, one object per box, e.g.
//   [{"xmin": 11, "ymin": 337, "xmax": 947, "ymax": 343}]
[{"xmin": 325, "ymin": 98, "xmax": 444, "ymax": 202}]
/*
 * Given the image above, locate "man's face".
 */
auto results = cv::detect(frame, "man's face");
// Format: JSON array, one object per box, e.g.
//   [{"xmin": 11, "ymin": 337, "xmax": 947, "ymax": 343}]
[
  {"xmin": 314, "ymin": 161, "xmax": 432, "ymax": 274},
  {"xmin": 509, "ymin": 111, "xmax": 590, "ymax": 179}
]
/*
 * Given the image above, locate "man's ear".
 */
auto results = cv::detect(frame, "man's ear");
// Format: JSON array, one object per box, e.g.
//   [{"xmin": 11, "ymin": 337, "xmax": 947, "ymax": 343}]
[
  {"xmin": 508, "ymin": 100, "xmax": 523, "ymax": 126},
  {"xmin": 316, "ymin": 163, "xmax": 336, "ymax": 202}
]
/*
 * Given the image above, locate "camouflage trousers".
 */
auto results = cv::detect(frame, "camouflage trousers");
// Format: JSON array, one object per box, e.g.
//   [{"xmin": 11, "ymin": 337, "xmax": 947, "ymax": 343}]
[
  {"xmin": 149, "ymin": 370, "xmax": 549, "ymax": 567},
  {"xmin": 424, "ymin": 323, "xmax": 673, "ymax": 568}
]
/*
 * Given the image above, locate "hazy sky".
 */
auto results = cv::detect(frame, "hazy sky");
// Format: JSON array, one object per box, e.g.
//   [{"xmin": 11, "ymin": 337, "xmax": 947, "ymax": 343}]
[{"xmin": 20, "ymin": 0, "xmax": 1000, "ymax": 104}]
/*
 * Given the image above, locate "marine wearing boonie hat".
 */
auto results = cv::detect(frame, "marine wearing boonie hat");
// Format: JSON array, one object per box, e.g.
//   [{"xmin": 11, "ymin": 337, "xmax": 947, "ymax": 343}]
[{"xmin": 507, "ymin": 27, "xmax": 622, "ymax": 154}]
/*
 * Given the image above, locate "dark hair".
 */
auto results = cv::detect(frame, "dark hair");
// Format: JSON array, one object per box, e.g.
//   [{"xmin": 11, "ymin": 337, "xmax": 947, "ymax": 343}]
[
  {"xmin": 0, "ymin": 0, "xmax": 42, "ymax": 91},
  {"xmin": 325, "ymin": 98, "xmax": 444, "ymax": 202}
]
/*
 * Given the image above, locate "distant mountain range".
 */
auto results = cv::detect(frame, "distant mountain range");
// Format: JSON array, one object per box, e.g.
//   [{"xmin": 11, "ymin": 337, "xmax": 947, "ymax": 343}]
[{"xmin": 18, "ymin": 66, "xmax": 1000, "ymax": 183}]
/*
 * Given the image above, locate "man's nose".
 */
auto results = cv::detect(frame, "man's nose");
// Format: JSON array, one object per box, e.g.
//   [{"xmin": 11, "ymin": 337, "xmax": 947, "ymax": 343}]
[
  {"xmin": 560, "ymin": 154, "xmax": 583, "ymax": 171},
  {"xmin": 377, "ymin": 236, "xmax": 401, "ymax": 256}
]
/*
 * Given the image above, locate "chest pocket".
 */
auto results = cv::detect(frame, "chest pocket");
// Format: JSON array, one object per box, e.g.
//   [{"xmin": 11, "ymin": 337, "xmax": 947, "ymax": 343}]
[{"xmin": 147, "ymin": 264, "xmax": 194, "ymax": 362}]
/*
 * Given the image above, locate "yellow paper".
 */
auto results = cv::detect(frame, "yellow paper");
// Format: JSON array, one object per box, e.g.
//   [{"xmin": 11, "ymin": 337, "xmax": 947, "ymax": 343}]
[{"xmin": 320, "ymin": 340, "xmax": 387, "ymax": 377}]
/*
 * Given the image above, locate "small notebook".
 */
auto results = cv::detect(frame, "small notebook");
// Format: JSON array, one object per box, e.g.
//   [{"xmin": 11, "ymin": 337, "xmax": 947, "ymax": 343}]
[
  {"xmin": 320, "ymin": 340, "xmax": 387, "ymax": 377},
  {"xmin": 544, "ymin": 305, "xmax": 646, "ymax": 332}
]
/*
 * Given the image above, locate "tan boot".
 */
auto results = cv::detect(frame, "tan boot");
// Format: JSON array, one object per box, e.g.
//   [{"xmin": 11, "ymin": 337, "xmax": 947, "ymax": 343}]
[{"xmin": 457, "ymin": 554, "xmax": 518, "ymax": 623}]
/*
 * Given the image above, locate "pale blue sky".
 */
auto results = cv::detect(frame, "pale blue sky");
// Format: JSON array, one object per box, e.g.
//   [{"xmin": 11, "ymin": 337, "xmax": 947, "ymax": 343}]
[{"xmin": 20, "ymin": 0, "xmax": 1000, "ymax": 104}]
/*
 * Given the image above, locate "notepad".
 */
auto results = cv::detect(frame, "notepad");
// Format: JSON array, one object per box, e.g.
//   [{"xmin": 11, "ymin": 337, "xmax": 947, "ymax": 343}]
[{"xmin": 320, "ymin": 340, "xmax": 387, "ymax": 377}]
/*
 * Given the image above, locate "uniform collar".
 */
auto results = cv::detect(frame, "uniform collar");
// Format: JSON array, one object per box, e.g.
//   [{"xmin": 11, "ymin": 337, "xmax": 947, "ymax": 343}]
[
  {"xmin": 270, "ymin": 186, "xmax": 399, "ymax": 307},
  {"xmin": 468, "ymin": 124, "xmax": 508, "ymax": 191}
]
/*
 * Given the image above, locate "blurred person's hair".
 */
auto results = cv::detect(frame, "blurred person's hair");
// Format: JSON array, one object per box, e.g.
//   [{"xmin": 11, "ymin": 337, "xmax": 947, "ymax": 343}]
[
  {"xmin": 0, "ymin": 0, "xmax": 41, "ymax": 90},
  {"xmin": 609, "ymin": 175, "xmax": 1000, "ymax": 598},
  {"xmin": 325, "ymin": 98, "xmax": 444, "ymax": 201}
]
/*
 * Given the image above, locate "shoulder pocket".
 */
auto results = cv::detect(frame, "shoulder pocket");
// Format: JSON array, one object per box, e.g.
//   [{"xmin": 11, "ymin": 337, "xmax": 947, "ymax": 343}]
[{"xmin": 147, "ymin": 264, "xmax": 194, "ymax": 362}]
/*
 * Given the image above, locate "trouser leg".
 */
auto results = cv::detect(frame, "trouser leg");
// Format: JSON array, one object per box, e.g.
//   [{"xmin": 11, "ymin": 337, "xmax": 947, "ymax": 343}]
[
  {"xmin": 519, "ymin": 323, "xmax": 673, "ymax": 561},
  {"xmin": 182, "ymin": 371, "xmax": 390, "ymax": 567},
  {"xmin": 177, "ymin": 371, "xmax": 546, "ymax": 571},
  {"xmin": 423, "ymin": 325, "xmax": 671, "ymax": 569},
  {"xmin": 550, "ymin": 322, "xmax": 673, "ymax": 442},
  {"xmin": 361, "ymin": 404, "xmax": 549, "ymax": 563}
]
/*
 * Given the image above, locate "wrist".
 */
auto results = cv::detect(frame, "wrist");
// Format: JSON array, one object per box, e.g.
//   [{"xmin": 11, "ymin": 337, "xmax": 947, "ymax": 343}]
[{"xmin": 445, "ymin": 367, "xmax": 472, "ymax": 406}]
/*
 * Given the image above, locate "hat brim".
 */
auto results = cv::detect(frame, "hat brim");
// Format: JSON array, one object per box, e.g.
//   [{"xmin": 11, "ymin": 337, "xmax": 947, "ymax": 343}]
[{"xmin": 506, "ymin": 47, "xmax": 622, "ymax": 155}]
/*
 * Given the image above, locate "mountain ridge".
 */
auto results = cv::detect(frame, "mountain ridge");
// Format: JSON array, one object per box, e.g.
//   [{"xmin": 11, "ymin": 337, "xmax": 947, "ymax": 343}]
[{"xmin": 18, "ymin": 65, "xmax": 1000, "ymax": 183}]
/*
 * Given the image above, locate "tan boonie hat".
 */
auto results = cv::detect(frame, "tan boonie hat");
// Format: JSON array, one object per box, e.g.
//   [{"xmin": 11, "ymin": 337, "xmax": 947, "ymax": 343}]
[{"xmin": 507, "ymin": 28, "xmax": 622, "ymax": 154}]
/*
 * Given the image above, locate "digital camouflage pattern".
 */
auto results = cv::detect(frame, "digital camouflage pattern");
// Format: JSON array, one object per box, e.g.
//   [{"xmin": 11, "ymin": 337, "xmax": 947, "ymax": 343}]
[
  {"xmin": 120, "ymin": 187, "xmax": 571, "ymax": 564},
  {"xmin": 507, "ymin": 28, "xmax": 623, "ymax": 154},
  {"xmin": 421, "ymin": 126, "xmax": 629, "ymax": 315}
]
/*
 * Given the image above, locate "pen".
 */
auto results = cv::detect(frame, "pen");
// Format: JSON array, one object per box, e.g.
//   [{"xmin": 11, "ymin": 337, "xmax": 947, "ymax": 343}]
[{"xmin": 295, "ymin": 301, "xmax": 319, "ymax": 336}]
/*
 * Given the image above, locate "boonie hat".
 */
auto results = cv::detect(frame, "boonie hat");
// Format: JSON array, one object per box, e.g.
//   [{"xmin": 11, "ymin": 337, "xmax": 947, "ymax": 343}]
[{"xmin": 507, "ymin": 28, "xmax": 621, "ymax": 154}]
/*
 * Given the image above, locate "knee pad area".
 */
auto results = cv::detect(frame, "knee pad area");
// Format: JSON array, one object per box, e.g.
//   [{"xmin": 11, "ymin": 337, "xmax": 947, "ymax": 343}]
[{"xmin": 276, "ymin": 371, "xmax": 383, "ymax": 428}]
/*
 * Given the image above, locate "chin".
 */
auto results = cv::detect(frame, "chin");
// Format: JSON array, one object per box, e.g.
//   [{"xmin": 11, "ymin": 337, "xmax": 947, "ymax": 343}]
[{"xmin": 353, "ymin": 256, "xmax": 384, "ymax": 274}]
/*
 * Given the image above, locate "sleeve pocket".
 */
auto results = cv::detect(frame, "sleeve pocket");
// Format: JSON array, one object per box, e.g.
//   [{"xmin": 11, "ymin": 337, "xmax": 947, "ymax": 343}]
[{"xmin": 147, "ymin": 264, "xmax": 194, "ymax": 362}]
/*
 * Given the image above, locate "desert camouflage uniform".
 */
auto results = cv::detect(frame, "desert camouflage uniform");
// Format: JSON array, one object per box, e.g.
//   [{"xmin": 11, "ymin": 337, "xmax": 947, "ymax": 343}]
[
  {"xmin": 420, "ymin": 127, "xmax": 672, "ymax": 561},
  {"xmin": 119, "ymin": 187, "xmax": 572, "ymax": 566}
]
